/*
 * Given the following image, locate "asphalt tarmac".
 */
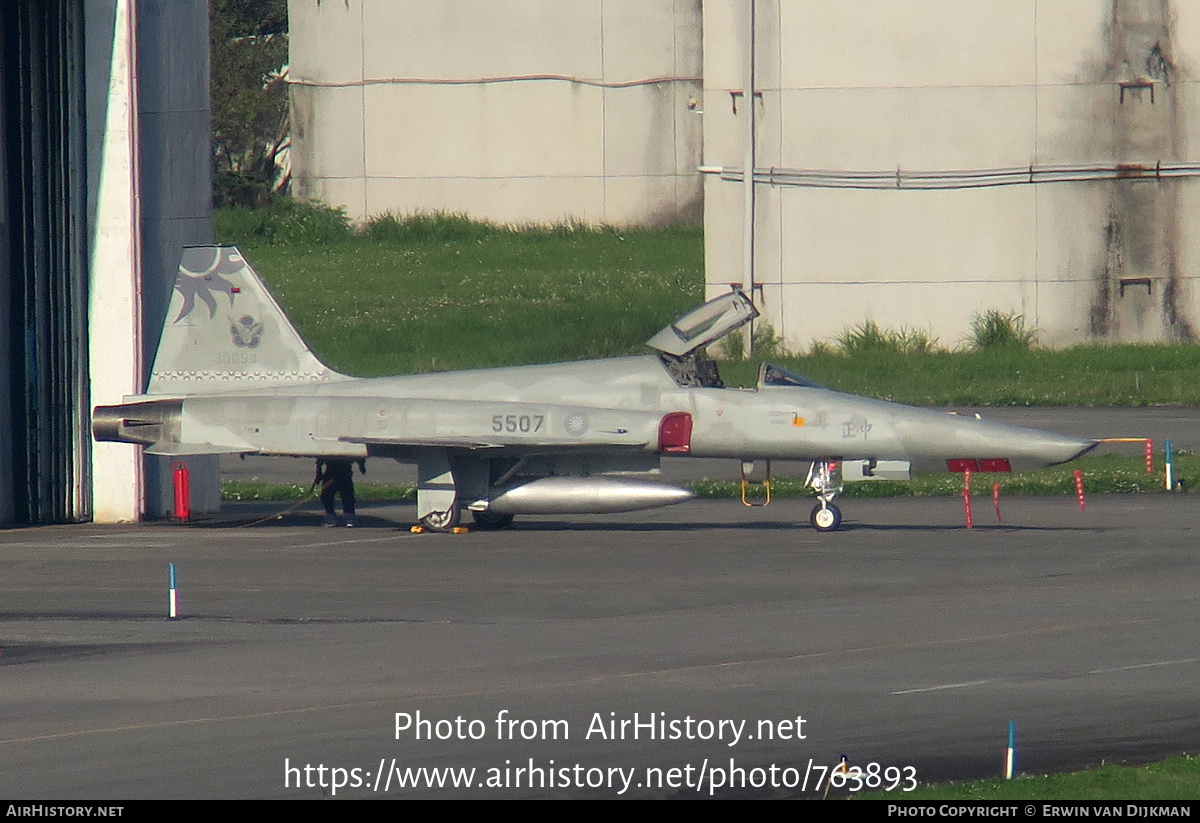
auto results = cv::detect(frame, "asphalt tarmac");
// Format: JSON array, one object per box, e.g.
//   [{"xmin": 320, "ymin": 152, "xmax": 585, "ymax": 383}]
[{"xmin": 2, "ymin": 489, "xmax": 1198, "ymax": 799}]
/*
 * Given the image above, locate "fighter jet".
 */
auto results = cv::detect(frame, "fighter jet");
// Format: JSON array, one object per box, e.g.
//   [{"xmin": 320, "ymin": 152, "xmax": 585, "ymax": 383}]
[{"xmin": 93, "ymin": 246, "xmax": 1097, "ymax": 531}]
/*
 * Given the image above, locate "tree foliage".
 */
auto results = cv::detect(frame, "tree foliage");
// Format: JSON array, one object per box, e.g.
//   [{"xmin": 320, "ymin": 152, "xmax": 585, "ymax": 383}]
[{"xmin": 210, "ymin": 0, "xmax": 288, "ymax": 207}]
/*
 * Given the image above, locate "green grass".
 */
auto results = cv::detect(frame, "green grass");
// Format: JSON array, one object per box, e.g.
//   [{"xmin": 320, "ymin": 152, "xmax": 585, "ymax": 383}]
[
  {"xmin": 837, "ymin": 319, "xmax": 940, "ymax": 356},
  {"xmin": 690, "ymin": 453, "xmax": 1194, "ymax": 500},
  {"xmin": 715, "ymin": 346, "xmax": 1200, "ymax": 406},
  {"xmin": 221, "ymin": 480, "xmax": 414, "ymax": 502},
  {"xmin": 221, "ymin": 454, "xmax": 1193, "ymax": 502},
  {"xmin": 223, "ymin": 215, "xmax": 702, "ymax": 376},
  {"xmin": 215, "ymin": 198, "xmax": 354, "ymax": 245},
  {"xmin": 857, "ymin": 755, "xmax": 1200, "ymax": 800},
  {"xmin": 216, "ymin": 203, "xmax": 1200, "ymax": 404},
  {"xmin": 969, "ymin": 308, "xmax": 1039, "ymax": 349}
]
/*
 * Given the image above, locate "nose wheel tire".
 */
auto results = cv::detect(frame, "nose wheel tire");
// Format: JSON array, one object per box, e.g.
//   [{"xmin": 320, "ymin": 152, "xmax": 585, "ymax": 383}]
[{"xmin": 810, "ymin": 502, "xmax": 842, "ymax": 532}]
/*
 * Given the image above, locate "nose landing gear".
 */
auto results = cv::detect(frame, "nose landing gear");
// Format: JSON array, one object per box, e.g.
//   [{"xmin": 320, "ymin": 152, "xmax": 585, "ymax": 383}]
[
  {"xmin": 810, "ymin": 501, "xmax": 842, "ymax": 532},
  {"xmin": 806, "ymin": 459, "xmax": 843, "ymax": 532}
]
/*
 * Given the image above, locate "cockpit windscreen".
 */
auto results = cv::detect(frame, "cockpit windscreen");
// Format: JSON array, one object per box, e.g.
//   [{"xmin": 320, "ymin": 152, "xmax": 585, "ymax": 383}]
[{"xmin": 758, "ymin": 363, "xmax": 824, "ymax": 389}]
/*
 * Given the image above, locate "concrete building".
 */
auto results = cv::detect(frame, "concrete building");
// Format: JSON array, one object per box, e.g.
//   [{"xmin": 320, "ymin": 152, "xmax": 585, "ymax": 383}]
[
  {"xmin": 287, "ymin": 0, "xmax": 703, "ymax": 225},
  {"xmin": 0, "ymin": 0, "xmax": 214, "ymax": 526},
  {"xmin": 702, "ymin": 0, "xmax": 1200, "ymax": 348},
  {"xmin": 289, "ymin": 0, "xmax": 1200, "ymax": 347}
]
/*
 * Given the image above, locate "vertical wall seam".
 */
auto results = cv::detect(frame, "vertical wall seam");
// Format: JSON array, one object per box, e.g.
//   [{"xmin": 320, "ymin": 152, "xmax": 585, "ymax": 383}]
[
  {"xmin": 600, "ymin": 0, "xmax": 607, "ymax": 221},
  {"xmin": 1033, "ymin": 0, "xmax": 1040, "ymax": 330},
  {"xmin": 360, "ymin": 0, "xmax": 367, "ymax": 218}
]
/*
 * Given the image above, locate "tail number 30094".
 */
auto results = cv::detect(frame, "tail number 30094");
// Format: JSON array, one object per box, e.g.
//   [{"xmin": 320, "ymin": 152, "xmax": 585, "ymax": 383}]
[{"xmin": 492, "ymin": 414, "xmax": 545, "ymax": 434}]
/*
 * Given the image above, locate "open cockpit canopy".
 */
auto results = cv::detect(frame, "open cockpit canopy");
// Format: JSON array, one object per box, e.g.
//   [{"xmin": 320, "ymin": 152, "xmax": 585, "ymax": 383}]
[{"xmin": 645, "ymin": 289, "xmax": 757, "ymax": 357}]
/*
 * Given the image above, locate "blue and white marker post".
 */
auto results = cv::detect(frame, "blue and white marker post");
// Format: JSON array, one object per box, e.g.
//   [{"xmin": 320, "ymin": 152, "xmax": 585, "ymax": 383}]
[
  {"xmin": 168, "ymin": 562, "xmax": 179, "ymax": 619},
  {"xmin": 1005, "ymin": 721, "xmax": 1017, "ymax": 779},
  {"xmin": 1165, "ymin": 439, "xmax": 1175, "ymax": 491}
]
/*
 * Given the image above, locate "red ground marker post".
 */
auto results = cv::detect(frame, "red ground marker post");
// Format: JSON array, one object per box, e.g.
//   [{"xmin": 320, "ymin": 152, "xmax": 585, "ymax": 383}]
[
  {"xmin": 1073, "ymin": 469, "xmax": 1086, "ymax": 512},
  {"xmin": 172, "ymin": 461, "xmax": 191, "ymax": 521},
  {"xmin": 1146, "ymin": 439, "xmax": 1154, "ymax": 474},
  {"xmin": 993, "ymin": 483, "xmax": 1002, "ymax": 524},
  {"xmin": 962, "ymin": 468, "xmax": 974, "ymax": 529}
]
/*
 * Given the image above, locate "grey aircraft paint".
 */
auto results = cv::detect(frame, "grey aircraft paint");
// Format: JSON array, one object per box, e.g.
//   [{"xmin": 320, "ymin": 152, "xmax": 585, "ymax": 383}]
[{"xmin": 93, "ymin": 246, "xmax": 1097, "ymax": 531}]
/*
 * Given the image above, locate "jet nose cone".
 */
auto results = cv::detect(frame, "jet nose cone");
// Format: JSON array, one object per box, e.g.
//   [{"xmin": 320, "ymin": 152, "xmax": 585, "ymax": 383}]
[
  {"xmin": 1019, "ymin": 431, "xmax": 1098, "ymax": 467},
  {"xmin": 1060, "ymin": 437, "xmax": 1100, "ymax": 464},
  {"xmin": 984, "ymin": 424, "xmax": 1098, "ymax": 471},
  {"xmin": 899, "ymin": 410, "xmax": 1099, "ymax": 472}
]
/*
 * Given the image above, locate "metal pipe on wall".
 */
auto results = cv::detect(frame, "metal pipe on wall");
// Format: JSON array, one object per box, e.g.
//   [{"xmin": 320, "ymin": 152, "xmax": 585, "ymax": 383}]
[{"xmin": 741, "ymin": 0, "xmax": 756, "ymax": 356}]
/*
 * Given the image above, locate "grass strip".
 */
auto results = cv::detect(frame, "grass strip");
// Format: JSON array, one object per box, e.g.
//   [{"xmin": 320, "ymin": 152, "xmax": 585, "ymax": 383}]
[
  {"xmin": 229, "ymin": 227, "xmax": 703, "ymax": 377},
  {"xmin": 693, "ymin": 454, "xmax": 1195, "ymax": 500},
  {"xmin": 216, "ymin": 205, "xmax": 1200, "ymax": 406},
  {"xmin": 855, "ymin": 755, "xmax": 1200, "ymax": 801},
  {"xmin": 714, "ymin": 346, "xmax": 1200, "ymax": 407},
  {"xmin": 221, "ymin": 481, "xmax": 415, "ymax": 503},
  {"xmin": 221, "ymin": 454, "xmax": 1194, "ymax": 502}
]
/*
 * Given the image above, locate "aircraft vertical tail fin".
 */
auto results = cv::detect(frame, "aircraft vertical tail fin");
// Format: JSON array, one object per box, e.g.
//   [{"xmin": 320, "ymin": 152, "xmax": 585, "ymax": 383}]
[{"xmin": 146, "ymin": 246, "xmax": 347, "ymax": 396}]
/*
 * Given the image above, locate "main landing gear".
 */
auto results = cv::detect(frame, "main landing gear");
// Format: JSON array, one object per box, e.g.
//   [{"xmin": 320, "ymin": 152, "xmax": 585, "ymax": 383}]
[
  {"xmin": 419, "ymin": 505, "xmax": 461, "ymax": 532},
  {"xmin": 415, "ymin": 449, "xmax": 463, "ymax": 532},
  {"xmin": 806, "ymin": 459, "xmax": 843, "ymax": 532},
  {"xmin": 415, "ymin": 450, "xmax": 517, "ymax": 532}
]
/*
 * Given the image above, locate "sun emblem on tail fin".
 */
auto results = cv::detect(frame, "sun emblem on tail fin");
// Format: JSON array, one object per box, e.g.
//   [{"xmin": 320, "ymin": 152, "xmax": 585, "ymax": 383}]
[{"xmin": 174, "ymin": 247, "xmax": 246, "ymax": 322}]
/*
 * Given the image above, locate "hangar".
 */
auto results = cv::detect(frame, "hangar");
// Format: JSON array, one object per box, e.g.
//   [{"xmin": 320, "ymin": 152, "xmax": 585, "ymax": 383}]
[{"xmin": 0, "ymin": 0, "xmax": 212, "ymax": 526}]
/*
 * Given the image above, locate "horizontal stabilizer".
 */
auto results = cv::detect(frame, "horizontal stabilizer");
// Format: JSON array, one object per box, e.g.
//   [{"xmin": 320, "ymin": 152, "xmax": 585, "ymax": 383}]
[{"xmin": 144, "ymin": 442, "xmax": 248, "ymax": 456}]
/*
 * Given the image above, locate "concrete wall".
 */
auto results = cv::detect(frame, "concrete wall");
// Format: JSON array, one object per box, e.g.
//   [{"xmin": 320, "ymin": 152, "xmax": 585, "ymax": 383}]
[
  {"xmin": 87, "ymin": 0, "xmax": 217, "ymax": 522},
  {"xmin": 704, "ymin": 0, "xmax": 1200, "ymax": 348},
  {"xmin": 288, "ymin": 0, "xmax": 703, "ymax": 225},
  {"xmin": 137, "ymin": 0, "xmax": 219, "ymax": 518},
  {"xmin": 86, "ymin": 0, "xmax": 144, "ymax": 522}
]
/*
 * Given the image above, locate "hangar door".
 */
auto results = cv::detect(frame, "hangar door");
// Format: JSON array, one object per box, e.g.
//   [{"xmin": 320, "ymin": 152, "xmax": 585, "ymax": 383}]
[{"xmin": 0, "ymin": 0, "xmax": 91, "ymax": 525}]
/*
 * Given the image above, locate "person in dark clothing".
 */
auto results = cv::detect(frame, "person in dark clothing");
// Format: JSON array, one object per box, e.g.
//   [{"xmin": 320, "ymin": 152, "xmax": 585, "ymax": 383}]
[{"xmin": 314, "ymin": 458, "xmax": 365, "ymax": 527}]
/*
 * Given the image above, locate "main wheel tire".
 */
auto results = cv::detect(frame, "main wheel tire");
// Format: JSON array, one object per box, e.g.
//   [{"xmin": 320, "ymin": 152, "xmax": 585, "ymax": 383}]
[
  {"xmin": 419, "ymin": 506, "xmax": 461, "ymax": 532},
  {"xmin": 809, "ymin": 502, "xmax": 842, "ymax": 532},
  {"xmin": 470, "ymin": 510, "xmax": 514, "ymax": 530}
]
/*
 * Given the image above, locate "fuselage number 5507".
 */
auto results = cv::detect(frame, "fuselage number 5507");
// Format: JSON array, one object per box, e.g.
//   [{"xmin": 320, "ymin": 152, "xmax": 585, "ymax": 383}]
[{"xmin": 492, "ymin": 414, "xmax": 545, "ymax": 434}]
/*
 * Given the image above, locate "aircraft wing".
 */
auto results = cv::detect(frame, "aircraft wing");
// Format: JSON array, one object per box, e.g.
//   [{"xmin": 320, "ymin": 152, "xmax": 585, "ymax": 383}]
[
  {"xmin": 339, "ymin": 435, "xmax": 654, "ymax": 453},
  {"xmin": 335, "ymin": 404, "xmax": 667, "ymax": 457}
]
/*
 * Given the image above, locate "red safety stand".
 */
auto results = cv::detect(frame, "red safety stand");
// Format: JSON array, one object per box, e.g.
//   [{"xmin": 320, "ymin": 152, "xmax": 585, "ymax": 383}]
[{"xmin": 172, "ymin": 461, "xmax": 191, "ymax": 521}]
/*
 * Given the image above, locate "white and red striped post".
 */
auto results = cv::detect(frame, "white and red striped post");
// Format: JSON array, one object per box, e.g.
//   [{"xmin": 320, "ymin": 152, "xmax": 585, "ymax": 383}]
[{"xmin": 962, "ymin": 468, "xmax": 974, "ymax": 529}]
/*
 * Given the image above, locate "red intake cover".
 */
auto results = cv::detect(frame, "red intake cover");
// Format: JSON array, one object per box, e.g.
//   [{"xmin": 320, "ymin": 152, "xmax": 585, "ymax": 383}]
[{"xmin": 658, "ymin": 412, "xmax": 693, "ymax": 454}]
